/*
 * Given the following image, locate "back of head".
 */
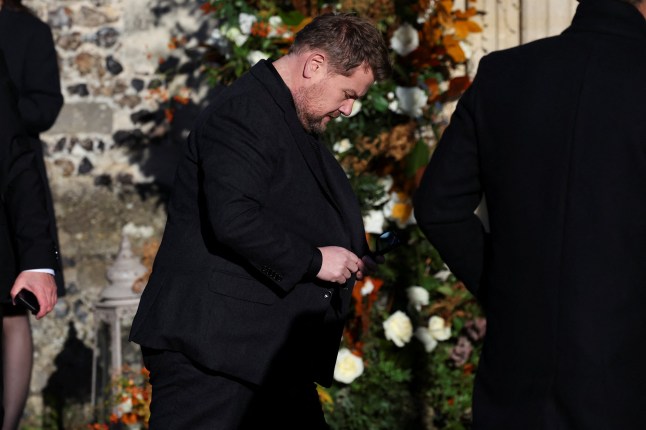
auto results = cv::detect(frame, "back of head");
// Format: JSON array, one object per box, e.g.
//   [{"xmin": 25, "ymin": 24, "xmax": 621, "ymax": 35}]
[{"xmin": 289, "ymin": 13, "xmax": 392, "ymax": 82}]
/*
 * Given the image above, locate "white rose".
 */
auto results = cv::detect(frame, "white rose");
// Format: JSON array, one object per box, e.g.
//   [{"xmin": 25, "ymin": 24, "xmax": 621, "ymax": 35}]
[
  {"xmin": 333, "ymin": 348, "xmax": 364, "ymax": 384},
  {"xmin": 360, "ymin": 277, "xmax": 375, "ymax": 296},
  {"xmin": 383, "ymin": 310, "xmax": 413, "ymax": 347},
  {"xmin": 395, "ymin": 86, "xmax": 428, "ymax": 118},
  {"xmin": 333, "ymin": 138, "xmax": 352, "ymax": 153},
  {"xmin": 363, "ymin": 210, "xmax": 385, "ymax": 235},
  {"xmin": 415, "ymin": 327, "xmax": 439, "ymax": 353},
  {"xmin": 247, "ymin": 50, "xmax": 269, "ymax": 66},
  {"xmin": 268, "ymin": 15, "xmax": 285, "ymax": 38},
  {"xmin": 117, "ymin": 397, "xmax": 133, "ymax": 414},
  {"xmin": 390, "ymin": 23, "xmax": 419, "ymax": 56},
  {"xmin": 238, "ymin": 13, "xmax": 257, "ymax": 35},
  {"xmin": 433, "ymin": 265, "xmax": 452, "ymax": 282},
  {"xmin": 428, "ymin": 315, "xmax": 452, "ymax": 341},
  {"xmin": 225, "ymin": 26, "xmax": 249, "ymax": 47},
  {"xmin": 406, "ymin": 286, "xmax": 429, "ymax": 311}
]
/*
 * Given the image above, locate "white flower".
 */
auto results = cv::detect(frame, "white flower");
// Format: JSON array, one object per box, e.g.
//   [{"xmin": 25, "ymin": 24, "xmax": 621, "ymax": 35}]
[
  {"xmin": 225, "ymin": 26, "xmax": 249, "ymax": 47},
  {"xmin": 433, "ymin": 265, "xmax": 453, "ymax": 282},
  {"xmin": 360, "ymin": 278, "xmax": 375, "ymax": 296},
  {"xmin": 334, "ymin": 348, "xmax": 364, "ymax": 384},
  {"xmin": 238, "ymin": 13, "xmax": 257, "ymax": 35},
  {"xmin": 247, "ymin": 50, "xmax": 269, "ymax": 66},
  {"xmin": 428, "ymin": 315, "xmax": 452, "ymax": 341},
  {"xmin": 268, "ymin": 15, "xmax": 288, "ymax": 38},
  {"xmin": 383, "ymin": 310, "xmax": 413, "ymax": 347},
  {"xmin": 390, "ymin": 23, "xmax": 419, "ymax": 56},
  {"xmin": 363, "ymin": 210, "xmax": 385, "ymax": 234},
  {"xmin": 415, "ymin": 327, "xmax": 439, "ymax": 353},
  {"xmin": 333, "ymin": 138, "xmax": 352, "ymax": 153},
  {"xmin": 395, "ymin": 86, "xmax": 428, "ymax": 118},
  {"xmin": 117, "ymin": 397, "xmax": 133, "ymax": 414},
  {"xmin": 406, "ymin": 286, "xmax": 429, "ymax": 311}
]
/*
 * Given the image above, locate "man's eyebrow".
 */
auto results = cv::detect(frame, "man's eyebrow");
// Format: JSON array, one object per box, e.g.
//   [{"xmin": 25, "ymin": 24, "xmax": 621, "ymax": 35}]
[{"xmin": 345, "ymin": 89, "xmax": 360, "ymax": 99}]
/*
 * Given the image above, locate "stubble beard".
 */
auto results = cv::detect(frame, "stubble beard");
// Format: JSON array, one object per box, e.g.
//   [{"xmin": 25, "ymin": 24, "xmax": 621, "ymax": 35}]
[{"xmin": 294, "ymin": 84, "xmax": 329, "ymax": 135}]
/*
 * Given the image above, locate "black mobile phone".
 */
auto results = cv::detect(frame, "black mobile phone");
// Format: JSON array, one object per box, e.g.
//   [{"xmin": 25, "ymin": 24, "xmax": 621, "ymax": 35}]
[
  {"xmin": 15, "ymin": 289, "xmax": 40, "ymax": 315},
  {"xmin": 375, "ymin": 231, "xmax": 402, "ymax": 256}
]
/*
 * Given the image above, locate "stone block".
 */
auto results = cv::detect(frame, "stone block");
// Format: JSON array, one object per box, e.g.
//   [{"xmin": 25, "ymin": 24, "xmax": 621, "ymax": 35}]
[{"xmin": 48, "ymin": 103, "xmax": 113, "ymax": 135}]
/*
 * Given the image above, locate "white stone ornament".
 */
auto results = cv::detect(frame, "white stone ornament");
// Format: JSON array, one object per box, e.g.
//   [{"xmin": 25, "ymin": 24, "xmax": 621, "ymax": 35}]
[{"xmin": 99, "ymin": 235, "xmax": 147, "ymax": 303}]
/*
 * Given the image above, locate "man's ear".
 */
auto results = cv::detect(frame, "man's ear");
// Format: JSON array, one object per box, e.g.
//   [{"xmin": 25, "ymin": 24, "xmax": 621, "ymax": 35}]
[{"xmin": 303, "ymin": 52, "xmax": 326, "ymax": 79}]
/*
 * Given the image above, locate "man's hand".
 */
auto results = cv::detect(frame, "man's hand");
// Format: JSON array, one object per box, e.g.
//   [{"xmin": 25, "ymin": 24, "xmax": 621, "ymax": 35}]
[
  {"xmin": 317, "ymin": 246, "xmax": 363, "ymax": 284},
  {"xmin": 10, "ymin": 271, "xmax": 57, "ymax": 320},
  {"xmin": 317, "ymin": 247, "xmax": 386, "ymax": 283}
]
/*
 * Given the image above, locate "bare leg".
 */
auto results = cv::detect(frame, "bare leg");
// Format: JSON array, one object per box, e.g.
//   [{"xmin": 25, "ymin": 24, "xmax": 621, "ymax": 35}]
[{"xmin": 2, "ymin": 314, "xmax": 32, "ymax": 430}]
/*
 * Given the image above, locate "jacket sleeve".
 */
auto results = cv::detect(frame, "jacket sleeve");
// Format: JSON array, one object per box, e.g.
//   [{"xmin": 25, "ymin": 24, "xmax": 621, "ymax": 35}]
[
  {"xmin": 195, "ymin": 104, "xmax": 318, "ymax": 292},
  {"xmin": 413, "ymin": 80, "xmax": 488, "ymax": 297},
  {"xmin": 0, "ymin": 56, "xmax": 57, "ymax": 271},
  {"xmin": 17, "ymin": 20, "xmax": 63, "ymax": 134}
]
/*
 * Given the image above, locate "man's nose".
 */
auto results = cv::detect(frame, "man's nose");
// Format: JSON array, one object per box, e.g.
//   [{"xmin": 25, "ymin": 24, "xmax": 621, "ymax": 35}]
[{"xmin": 339, "ymin": 100, "xmax": 354, "ymax": 116}]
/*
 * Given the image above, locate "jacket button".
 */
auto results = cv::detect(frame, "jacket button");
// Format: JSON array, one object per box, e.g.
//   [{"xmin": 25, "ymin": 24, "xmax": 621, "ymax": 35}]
[{"xmin": 322, "ymin": 290, "xmax": 332, "ymax": 299}]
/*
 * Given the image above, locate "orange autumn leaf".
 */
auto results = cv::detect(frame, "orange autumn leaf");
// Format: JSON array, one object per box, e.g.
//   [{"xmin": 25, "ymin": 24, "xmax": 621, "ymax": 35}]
[
  {"xmin": 467, "ymin": 20, "xmax": 483, "ymax": 33},
  {"xmin": 454, "ymin": 20, "xmax": 470, "ymax": 39},
  {"xmin": 455, "ymin": 7, "xmax": 478, "ymax": 19},
  {"xmin": 443, "ymin": 35, "xmax": 466, "ymax": 63}
]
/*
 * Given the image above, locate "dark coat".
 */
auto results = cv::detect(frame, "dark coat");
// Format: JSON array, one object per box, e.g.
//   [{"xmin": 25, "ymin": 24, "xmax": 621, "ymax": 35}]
[
  {"xmin": 0, "ymin": 50, "xmax": 58, "ymax": 298},
  {"xmin": 130, "ymin": 60, "xmax": 368, "ymax": 387},
  {"xmin": 0, "ymin": 7, "xmax": 65, "ymax": 294},
  {"xmin": 413, "ymin": 1, "xmax": 646, "ymax": 428}
]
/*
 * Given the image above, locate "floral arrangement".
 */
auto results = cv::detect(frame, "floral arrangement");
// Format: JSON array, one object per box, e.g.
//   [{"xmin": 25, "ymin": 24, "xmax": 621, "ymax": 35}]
[
  {"xmin": 150, "ymin": 0, "xmax": 487, "ymax": 428},
  {"xmin": 89, "ymin": 366, "xmax": 151, "ymax": 430}
]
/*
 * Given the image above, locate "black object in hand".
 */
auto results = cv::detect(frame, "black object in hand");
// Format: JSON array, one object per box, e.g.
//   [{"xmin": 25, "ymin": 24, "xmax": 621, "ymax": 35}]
[
  {"xmin": 375, "ymin": 231, "xmax": 402, "ymax": 256},
  {"xmin": 15, "ymin": 289, "xmax": 40, "ymax": 315}
]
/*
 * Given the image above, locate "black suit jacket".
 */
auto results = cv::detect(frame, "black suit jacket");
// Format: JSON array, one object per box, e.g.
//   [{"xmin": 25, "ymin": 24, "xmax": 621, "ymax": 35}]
[
  {"xmin": 130, "ymin": 60, "xmax": 368, "ymax": 387},
  {"xmin": 0, "ymin": 8, "xmax": 65, "ymax": 293},
  {"xmin": 414, "ymin": 1, "xmax": 646, "ymax": 428},
  {"xmin": 0, "ymin": 51, "xmax": 58, "ymax": 298}
]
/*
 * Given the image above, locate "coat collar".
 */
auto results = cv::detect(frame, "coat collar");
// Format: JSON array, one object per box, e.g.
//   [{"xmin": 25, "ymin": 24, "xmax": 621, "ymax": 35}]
[
  {"xmin": 565, "ymin": 0, "xmax": 646, "ymax": 42},
  {"xmin": 249, "ymin": 59, "xmax": 343, "ymax": 214}
]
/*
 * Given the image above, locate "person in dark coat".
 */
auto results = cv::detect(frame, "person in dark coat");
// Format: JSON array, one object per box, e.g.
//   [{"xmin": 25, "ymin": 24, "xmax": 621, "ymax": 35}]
[
  {"xmin": 0, "ymin": 1, "xmax": 64, "ymax": 428},
  {"xmin": 129, "ymin": 13, "xmax": 391, "ymax": 429},
  {"xmin": 0, "ymin": 49, "xmax": 58, "ymax": 426},
  {"xmin": 413, "ymin": 0, "xmax": 646, "ymax": 428}
]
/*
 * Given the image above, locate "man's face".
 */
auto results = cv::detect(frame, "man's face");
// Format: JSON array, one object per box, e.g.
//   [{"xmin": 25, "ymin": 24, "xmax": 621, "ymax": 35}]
[{"xmin": 294, "ymin": 65, "xmax": 374, "ymax": 134}]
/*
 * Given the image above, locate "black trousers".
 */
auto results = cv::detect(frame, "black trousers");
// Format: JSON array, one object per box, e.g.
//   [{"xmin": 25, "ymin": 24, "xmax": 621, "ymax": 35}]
[{"xmin": 142, "ymin": 347, "xmax": 330, "ymax": 430}]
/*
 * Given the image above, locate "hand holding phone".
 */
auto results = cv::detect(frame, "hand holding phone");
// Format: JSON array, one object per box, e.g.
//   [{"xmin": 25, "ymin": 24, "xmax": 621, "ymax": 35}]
[{"xmin": 15, "ymin": 289, "xmax": 40, "ymax": 315}]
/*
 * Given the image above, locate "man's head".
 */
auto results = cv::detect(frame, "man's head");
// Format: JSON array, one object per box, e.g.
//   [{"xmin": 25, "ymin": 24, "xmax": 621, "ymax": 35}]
[
  {"xmin": 289, "ymin": 13, "xmax": 392, "ymax": 82},
  {"xmin": 279, "ymin": 13, "xmax": 391, "ymax": 134}
]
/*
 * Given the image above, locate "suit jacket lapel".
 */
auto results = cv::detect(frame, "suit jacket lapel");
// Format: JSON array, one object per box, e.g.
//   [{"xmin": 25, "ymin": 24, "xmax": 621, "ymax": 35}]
[{"xmin": 250, "ymin": 61, "xmax": 342, "ymax": 214}]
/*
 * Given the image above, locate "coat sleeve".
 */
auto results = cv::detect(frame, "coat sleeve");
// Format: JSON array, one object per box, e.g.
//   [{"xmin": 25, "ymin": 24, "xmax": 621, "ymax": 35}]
[
  {"xmin": 195, "ymin": 103, "xmax": 318, "ymax": 292},
  {"xmin": 413, "ymin": 80, "xmax": 488, "ymax": 297},
  {"xmin": 0, "ymin": 55, "xmax": 57, "ymax": 271},
  {"xmin": 16, "ymin": 19, "xmax": 63, "ymax": 134}
]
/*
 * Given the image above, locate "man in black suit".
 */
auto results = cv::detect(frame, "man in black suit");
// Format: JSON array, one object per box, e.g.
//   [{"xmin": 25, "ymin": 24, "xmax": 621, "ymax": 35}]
[
  {"xmin": 414, "ymin": 0, "xmax": 646, "ymax": 428},
  {"xmin": 0, "ymin": 50, "xmax": 59, "ymax": 423},
  {"xmin": 129, "ymin": 13, "xmax": 391, "ymax": 429}
]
